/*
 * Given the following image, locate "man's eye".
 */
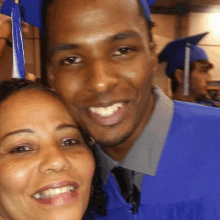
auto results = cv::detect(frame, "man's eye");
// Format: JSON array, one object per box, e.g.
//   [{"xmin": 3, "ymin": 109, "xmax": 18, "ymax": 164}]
[
  {"xmin": 113, "ymin": 47, "xmax": 135, "ymax": 56},
  {"xmin": 10, "ymin": 145, "xmax": 32, "ymax": 154},
  {"xmin": 61, "ymin": 138, "xmax": 78, "ymax": 147},
  {"xmin": 62, "ymin": 56, "xmax": 83, "ymax": 65}
]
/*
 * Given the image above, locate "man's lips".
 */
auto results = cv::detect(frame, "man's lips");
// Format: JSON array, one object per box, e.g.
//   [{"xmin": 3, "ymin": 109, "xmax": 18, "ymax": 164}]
[{"xmin": 86, "ymin": 101, "xmax": 128, "ymax": 126}]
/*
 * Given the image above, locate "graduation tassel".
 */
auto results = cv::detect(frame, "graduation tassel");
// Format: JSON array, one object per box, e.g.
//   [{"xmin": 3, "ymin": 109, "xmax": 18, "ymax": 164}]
[
  {"xmin": 183, "ymin": 43, "xmax": 191, "ymax": 96},
  {"xmin": 11, "ymin": 0, "xmax": 25, "ymax": 79}
]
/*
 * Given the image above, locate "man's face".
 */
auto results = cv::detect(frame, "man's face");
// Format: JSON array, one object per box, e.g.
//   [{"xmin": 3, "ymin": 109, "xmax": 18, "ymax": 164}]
[
  {"xmin": 47, "ymin": 0, "xmax": 156, "ymax": 147},
  {"xmin": 190, "ymin": 61, "xmax": 212, "ymax": 98}
]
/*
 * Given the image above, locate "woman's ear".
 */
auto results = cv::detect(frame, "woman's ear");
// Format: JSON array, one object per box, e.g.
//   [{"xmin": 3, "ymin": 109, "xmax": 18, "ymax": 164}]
[{"xmin": 174, "ymin": 69, "xmax": 183, "ymax": 84}]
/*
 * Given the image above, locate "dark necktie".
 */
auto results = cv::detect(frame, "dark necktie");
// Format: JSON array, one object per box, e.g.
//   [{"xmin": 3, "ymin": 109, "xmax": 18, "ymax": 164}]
[{"xmin": 112, "ymin": 167, "xmax": 140, "ymax": 213}]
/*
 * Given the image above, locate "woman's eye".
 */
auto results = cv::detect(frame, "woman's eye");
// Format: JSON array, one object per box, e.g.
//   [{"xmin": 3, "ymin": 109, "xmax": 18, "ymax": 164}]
[
  {"xmin": 10, "ymin": 145, "xmax": 32, "ymax": 154},
  {"xmin": 61, "ymin": 138, "xmax": 78, "ymax": 147},
  {"xmin": 113, "ymin": 47, "xmax": 135, "ymax": 56},
  {"xmin": 62, "ymin": 56, "xmax": 83, "ymax": 65}
]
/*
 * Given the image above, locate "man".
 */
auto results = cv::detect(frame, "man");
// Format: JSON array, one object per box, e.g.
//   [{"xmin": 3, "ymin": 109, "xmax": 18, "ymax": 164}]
[
  {"xmin": 2, "ymin": 0, "xmax": 220, "ymax": 219},
  {"xmin": 159, "ymin": 33, "xmax": 216, "ymax": 106}
]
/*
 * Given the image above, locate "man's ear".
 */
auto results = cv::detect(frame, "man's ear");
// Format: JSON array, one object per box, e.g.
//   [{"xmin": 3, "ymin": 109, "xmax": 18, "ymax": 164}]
[
  {"xmin": 174, "ymin": 69, "xmax": 183, "ymax": 84},
  {"xmin": 47, "ymin": 67, "xmax": 55, "ymax": 88},
  {"xmin": 150, "ymin": 46, "xmax": 158, "ymax": 73}
]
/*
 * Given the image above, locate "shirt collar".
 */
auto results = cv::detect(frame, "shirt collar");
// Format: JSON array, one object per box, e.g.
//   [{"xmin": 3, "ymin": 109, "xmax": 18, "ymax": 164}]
[{"xmin": 96, "ymin": 86, "xmax": 174, "ymax": 182}]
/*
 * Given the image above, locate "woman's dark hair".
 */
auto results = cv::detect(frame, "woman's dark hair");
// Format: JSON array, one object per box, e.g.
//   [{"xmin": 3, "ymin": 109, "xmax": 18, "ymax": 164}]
[
  {"xmin": 82, "ymin": 137, "xmax": 108, "ymax": 220},
  {"xmin": 0, "ymin": 78, "xmax": 60, "ymax": 103},
  {"xmin": 0, "ymin": 78, "xmax": 108, "ymax": 220}
]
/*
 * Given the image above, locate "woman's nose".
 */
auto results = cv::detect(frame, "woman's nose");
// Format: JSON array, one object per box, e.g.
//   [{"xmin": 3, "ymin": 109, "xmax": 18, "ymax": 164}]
[{"xmin": 38, "ymin": 144, "xmax": 71, "ymax": 174}]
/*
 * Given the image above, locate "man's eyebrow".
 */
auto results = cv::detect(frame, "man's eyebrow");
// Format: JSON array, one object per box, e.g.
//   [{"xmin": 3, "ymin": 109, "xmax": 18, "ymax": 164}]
[
  {"xmin": 111, "ymin": 31, "xmax": 141, "ymax": 41},
  {"xmin": 1, "ymin": 129, "xmax": 34, "ymax": 141},
  {"xmin": 49, "ymin": 44, "xmax": 79, "ymax": 56},
  {"xmin": 56, "ymin": 123, "xmax": 78, "ymax": 131},
  {"xmin": 200, "ymin": 64, "xmax": 211, "ymax": 70},
  {"xmin": 49, "ymin": 31, "xmax": 140, "ymax": 57}
]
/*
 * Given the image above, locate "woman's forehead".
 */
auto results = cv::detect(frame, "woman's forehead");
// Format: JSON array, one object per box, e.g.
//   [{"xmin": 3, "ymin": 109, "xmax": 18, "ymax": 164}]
[{"xmin": 0, "ymin": 89, "xmax": 74, "ymax": 124}]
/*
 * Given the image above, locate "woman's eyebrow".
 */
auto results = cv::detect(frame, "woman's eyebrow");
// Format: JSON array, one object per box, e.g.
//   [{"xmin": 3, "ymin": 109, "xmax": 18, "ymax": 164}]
[{"xmin": 1, "ymin": 129, "xmax": 34, "ymax": 141}]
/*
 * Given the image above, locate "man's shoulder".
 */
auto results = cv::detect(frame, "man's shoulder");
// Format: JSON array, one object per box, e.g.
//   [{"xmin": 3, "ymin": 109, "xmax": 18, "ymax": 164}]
[
  {"xmin": 167, "ymin": 100, "xmax": 220, "ymax": 141},
  {"xmin": 173, "ymin": 100, "xmax": 220, "ymax": 120}
]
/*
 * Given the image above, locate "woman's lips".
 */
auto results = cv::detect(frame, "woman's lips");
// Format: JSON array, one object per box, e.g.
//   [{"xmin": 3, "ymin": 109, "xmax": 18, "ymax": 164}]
[
  {"xmin": 35, "ymin": 190, "xmax": 78, "ymax": 207},
  {"xmin": 32, "ymin": 181, "xmax": 79, "ymax": 207}
]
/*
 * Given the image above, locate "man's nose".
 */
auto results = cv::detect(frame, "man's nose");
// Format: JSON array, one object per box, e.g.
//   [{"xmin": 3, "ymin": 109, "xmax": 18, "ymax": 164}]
[
  {"xmin": 207, "ymin": 72, "xmax": 212, "ymax": 81},
  {"xmin": 86, "ymin": 59, "xmax": 119, "ymax": 94}
]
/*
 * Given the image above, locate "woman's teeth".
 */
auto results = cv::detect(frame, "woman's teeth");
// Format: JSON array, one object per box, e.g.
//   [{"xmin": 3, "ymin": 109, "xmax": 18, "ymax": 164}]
[
  {"xmin": 33, "ymin": 185, "xmax": 76, "ymax": 200},
  {"xmin": 89, "ymin": 103, "xmax": 123, "ymax": 117}
]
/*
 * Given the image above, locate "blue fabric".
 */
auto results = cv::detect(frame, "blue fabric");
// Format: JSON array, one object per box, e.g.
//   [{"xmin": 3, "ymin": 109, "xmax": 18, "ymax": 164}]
[
  {"xmin": 1, "ymin": 0, "xmax": 43, "ymax": 32},
  {"xmin": 11, "ymin": 2, "xmax": 25, "ymax": 79},
  {"xmin": 196, "ymin": 100, "xmax": 217, "ymax": 107},
  {"xmin": 93, "ymin": 101, "xmax": 220, "ymax": 220},
  {"xmin": 159, "ymin": 33, "xmax": 209, "ymax": 78},
  {"xmin": 165, "ymin": 45, "xmax": 208, "ymax": 78},
  {"xmin": 139, "ymin": 0, "xmax": 157, "ymax": 21}
]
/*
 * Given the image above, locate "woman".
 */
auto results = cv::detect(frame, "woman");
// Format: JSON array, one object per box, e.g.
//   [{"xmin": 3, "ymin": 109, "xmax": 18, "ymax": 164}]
[{"xmin": 0, "ymin": 79, "xmax": 107, "ymax": 220}]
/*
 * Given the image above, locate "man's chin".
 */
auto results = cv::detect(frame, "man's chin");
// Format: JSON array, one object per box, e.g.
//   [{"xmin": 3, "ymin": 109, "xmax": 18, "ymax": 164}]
[{"xmin": 93, "ymin": 130, "xmax": 133, "ymax": 149}]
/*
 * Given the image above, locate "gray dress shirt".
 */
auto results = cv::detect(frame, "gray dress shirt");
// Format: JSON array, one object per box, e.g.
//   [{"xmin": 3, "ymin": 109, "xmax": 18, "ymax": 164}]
[{"xmin": 96, "ymin": 86, "xmax": 174, "ymax": 190}]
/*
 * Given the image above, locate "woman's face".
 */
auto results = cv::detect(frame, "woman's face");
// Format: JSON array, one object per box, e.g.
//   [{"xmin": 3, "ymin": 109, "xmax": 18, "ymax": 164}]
[{"xmin": 0, "ymin": 89, "xmax": 95, "ymax": 220}]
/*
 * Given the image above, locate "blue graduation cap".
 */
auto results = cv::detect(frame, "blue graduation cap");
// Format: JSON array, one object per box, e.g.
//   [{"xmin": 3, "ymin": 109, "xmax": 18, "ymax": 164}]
[
  {"xmin": 159, "ymin": 33, "xmax": 209, "ymax": 78},
  {"xmin": 1, "ymin": 0, "xmax": 43, "ymax": 79},
  {"xmin": 159, "ymin": 32, "xmax": 209, "ymax": 95},
  {"xmin": 1, "ymin": 0, "xmax": 44, "ymax": 31},
  {"xmin": 139, "ymin": 0, "xmax": 157, "ymax": 21},
  {"xmin": 0, "ymin": 0, "xmax": 46, "ymax": 79}
]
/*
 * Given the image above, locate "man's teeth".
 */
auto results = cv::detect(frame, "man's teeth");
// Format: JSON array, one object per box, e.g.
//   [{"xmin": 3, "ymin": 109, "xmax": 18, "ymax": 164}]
[
  {"xmin": 89, "ymin": 103, "xmax": 123, "ymax": 117},
  {"xmin": 33, "ymin": 186, "xmax": 76, "ymax": 200}
]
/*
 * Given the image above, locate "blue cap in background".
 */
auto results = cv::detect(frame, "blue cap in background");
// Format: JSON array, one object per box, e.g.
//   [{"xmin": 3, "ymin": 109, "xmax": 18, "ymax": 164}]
[{"xmin": 158, "ymin": 32, "xmax": 209, "ymax": 78}]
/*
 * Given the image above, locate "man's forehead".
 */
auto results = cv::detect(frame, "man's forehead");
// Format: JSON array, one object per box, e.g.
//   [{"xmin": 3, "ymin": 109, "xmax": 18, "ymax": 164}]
[
  {"xmin": 195, "ymin": 61, "xmax": 213, "ymax": 70},
  {"xmin": 49, "ymin": 0, "xmax": 140, "ymax": 16},
  {"xmin": 47, "ymin": 0, "xmax": 147, "ymax": 42}
]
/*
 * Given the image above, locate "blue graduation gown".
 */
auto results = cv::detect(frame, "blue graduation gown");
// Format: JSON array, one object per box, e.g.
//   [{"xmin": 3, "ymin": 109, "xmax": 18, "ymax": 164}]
[{"xmin": 95, "ymin": 101, "xmax": 220, "ymax": 220}]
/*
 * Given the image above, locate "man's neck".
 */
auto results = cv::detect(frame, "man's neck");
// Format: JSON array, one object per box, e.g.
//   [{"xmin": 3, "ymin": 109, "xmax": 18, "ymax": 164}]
[
  {"xmin": 173, "ymin": 88, "xmax": 195, "ymax": 103},
  {"xmin": 105, "ymin": 93, "xmax": 155, "ymax": 162}
]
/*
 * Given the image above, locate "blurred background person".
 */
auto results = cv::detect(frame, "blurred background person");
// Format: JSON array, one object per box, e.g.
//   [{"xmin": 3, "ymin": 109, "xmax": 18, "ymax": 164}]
[{"xmin": 158, "ymin": 32, "xmax": 218, "ymax": 107}]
